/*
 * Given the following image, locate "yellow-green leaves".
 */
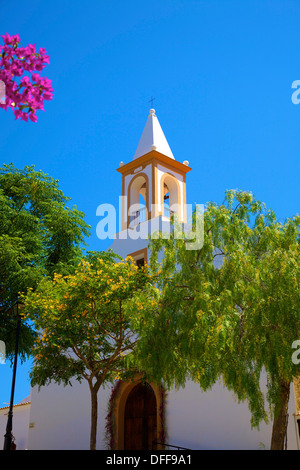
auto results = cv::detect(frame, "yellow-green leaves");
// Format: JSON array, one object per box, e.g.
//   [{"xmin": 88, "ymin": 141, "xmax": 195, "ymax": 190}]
[
  {"xmin": 24, "ymin": 252, "xmax": 159, "ymax": 390},
  {"xmin": 144, "ymin": 189, "xmax": 300, "ymax": 430}
]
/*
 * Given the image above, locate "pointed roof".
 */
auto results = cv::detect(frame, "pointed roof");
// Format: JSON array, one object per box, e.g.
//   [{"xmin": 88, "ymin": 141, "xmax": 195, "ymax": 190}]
[{"xmin": 133, "ymin": 109, "xmax": 175, "ymax": 160}]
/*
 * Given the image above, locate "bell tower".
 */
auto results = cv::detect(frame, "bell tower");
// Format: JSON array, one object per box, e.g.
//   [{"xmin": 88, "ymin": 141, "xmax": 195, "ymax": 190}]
[{"xmin": 117, "ymin": 108, "xmax": 192, "ymax": 231}]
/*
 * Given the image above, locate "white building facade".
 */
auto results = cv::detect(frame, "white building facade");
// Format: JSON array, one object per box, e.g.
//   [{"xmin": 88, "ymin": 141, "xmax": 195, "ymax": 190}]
[{"xmin": 7, "ymin": 109, "xmax": 300, "ymax": 450}]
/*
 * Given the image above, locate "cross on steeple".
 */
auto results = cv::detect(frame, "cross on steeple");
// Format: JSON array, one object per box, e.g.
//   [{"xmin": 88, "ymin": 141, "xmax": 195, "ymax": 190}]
[{"xmin": 148, "ymin": 96, "xmax": 155, "ymax": 108}]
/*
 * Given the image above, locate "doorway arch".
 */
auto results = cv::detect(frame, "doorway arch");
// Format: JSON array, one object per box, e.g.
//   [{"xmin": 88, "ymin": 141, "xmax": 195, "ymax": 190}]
[
  {"xmin": 124, "ymin": 382, "xmax": 157, "ymax": 450},
  {"xmin": 109, "ymin": 378, "xmax": 165, "ymax": 450}
]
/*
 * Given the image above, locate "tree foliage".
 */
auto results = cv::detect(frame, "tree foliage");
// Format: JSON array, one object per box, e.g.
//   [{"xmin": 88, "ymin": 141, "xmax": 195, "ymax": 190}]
[
  {"xmin": 23, "ymin": 252, "xmax": 159, "ymax": 449},
  {"xmin": 132, "ymin": 190, "xmax": 300, "ymax": 449},
  {"xmin": 0, "ymin": 163, "xmax": 90, "ymax": 361}
]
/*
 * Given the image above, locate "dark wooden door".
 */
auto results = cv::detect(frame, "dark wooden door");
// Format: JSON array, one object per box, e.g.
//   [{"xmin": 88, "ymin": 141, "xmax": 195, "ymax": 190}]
[{"xmin": 124, "ymin": 382, "xmax": 157, "ymax": 450}]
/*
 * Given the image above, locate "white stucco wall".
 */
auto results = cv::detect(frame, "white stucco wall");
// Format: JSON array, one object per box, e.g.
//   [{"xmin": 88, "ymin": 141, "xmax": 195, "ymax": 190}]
[
  {"xmin": 0, "ymin": 401, "xmax": 31, "ymax": 450},
  {"xmin": 26, "ymin": 376, "xmax": 298, "ymax": 450},
  {"xmin": 27, "ymin": 380, "xmax": 112, "ymax": 450},
  {"xmin": 164, "ymin": 380, "xmax": 298, "ymax": 450}
]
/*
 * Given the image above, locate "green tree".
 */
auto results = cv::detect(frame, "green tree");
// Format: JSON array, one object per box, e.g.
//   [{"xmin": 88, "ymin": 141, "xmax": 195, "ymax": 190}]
[
  {"xmin": 0, "ymin": 163, "xmax": 90, "ymax": 362},
  {"xmin": 24, "ymin": 252, "xmax": 159, "ymax": 450},
  {"xmin": 132, "ymin": 190, "xmax": 300, "ymax": 450}
]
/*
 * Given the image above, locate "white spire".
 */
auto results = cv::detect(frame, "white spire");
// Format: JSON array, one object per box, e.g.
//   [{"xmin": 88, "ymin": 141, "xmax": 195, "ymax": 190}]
[{"xmin": 133, "ymin": 109, "xmax": 175, "ymax": 160}]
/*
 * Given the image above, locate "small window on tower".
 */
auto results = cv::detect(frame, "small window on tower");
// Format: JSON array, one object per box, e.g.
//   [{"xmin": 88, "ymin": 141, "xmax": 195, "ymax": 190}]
[
  {"xmin": 127, "ymin": 248, "xmax": 147, "ymax": 269},
  {"xmin": 136, "ymin": 257, "xmax": 145, "ymax": 268}
]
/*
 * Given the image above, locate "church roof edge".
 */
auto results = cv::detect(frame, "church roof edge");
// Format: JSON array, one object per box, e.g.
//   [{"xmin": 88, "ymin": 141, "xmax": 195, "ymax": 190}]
[{"xmin": 117, "ymin": 149, "xmax": 192, "ymax": 175}]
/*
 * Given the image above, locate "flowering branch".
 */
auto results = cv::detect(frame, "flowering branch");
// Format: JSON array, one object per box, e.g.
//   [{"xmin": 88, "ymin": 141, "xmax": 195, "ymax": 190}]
[{"xmin": 0, "ymin": 33, "xmax": 53, "ymax": 122}]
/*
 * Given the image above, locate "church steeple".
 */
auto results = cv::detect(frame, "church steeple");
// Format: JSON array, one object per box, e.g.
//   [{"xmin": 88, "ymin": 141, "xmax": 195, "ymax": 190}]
[
  {"xmin": 133, "ymin": 108, "xmax": 174, "ymax": 160},
  {"xmin": 117, "ymin": 109, "xmax": 191, "ymax": 231}
]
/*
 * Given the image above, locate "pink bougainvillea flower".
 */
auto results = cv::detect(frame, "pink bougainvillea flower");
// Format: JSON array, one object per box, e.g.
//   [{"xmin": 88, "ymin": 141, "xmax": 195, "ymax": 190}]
[
  {"xmin": 0, "ymin": 33, "xmax": 53, "ymax": 122},
  {"xmin": 29, "ymin": 112, "xmax": 38, "ymax": 122}
]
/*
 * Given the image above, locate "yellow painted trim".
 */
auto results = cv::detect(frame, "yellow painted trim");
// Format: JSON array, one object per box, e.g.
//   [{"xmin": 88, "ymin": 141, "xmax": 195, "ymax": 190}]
[
  {"xmin": 121, "ymin": 175, "xmax": 126, "ymax": 231},
  {"xmin": 117, "ymin": 150, "xmax": 191, "ymax": 177},
  {"xmin": 183, "ymin": 176, "xmax": 187, "ymax": 223},
  {"xmin": 151, "ymin": 162, "xmax": 159, "ymax": 218},
  {"xmin": 294, "ymin": 377, "xmax": 300, "ymax": 413}
]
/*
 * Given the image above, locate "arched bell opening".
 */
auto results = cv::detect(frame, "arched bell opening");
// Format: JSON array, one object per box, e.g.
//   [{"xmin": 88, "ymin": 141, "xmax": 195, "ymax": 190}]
[
  {"xmin": 161, "ymin": 173, "xmax": 181, "ymax": 221},
  {"xmin": 127, "ymin": 173, "xmax": 149, "ymax": 228},
  {"xmin": 139, "ymin": 183, "xmax": 147, "ymax": 223},
  {"xmin": 163, "ymin": 183, "xmax": 170, "ymax": 216}
]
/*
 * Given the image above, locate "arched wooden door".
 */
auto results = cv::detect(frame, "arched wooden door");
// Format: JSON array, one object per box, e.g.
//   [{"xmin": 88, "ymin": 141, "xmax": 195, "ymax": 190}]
[{"xmin": 124, "ymin": 382, "xmax": 157, "ymax": 450}]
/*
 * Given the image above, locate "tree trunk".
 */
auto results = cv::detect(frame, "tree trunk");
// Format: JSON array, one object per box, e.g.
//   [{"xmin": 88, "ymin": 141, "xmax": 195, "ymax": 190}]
[
  {"xmin": 270, "ymin": 380, "xmax": 290, "ymax": 450},
  {"xmin": 90, "ymin": 387, "xmax": 98, "ymax": 450}
]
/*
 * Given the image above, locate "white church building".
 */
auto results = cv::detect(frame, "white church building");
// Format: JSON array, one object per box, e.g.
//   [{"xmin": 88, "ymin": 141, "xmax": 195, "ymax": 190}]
[{"xmin": 1, "ymin": 109, "xmax": 300, "ymax": 450}]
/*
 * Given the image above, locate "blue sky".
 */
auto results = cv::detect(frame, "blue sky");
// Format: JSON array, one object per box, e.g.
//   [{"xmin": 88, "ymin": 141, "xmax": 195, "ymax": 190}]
[{"xmin": 1, "ymin": 0, "xmax": 300, "ymax": 408}]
